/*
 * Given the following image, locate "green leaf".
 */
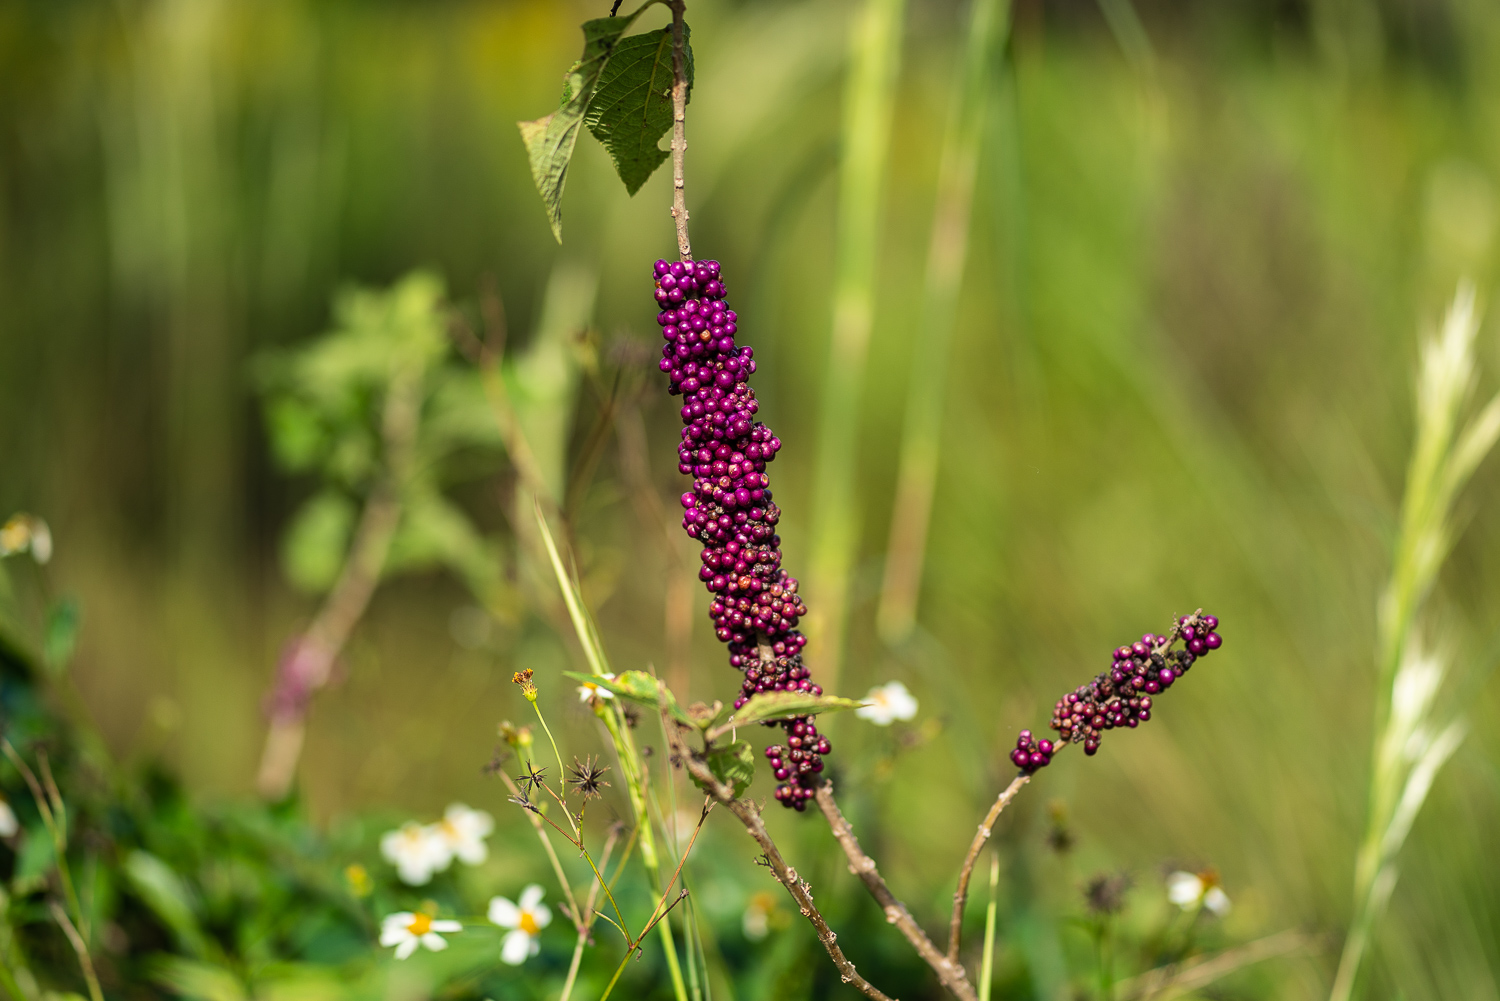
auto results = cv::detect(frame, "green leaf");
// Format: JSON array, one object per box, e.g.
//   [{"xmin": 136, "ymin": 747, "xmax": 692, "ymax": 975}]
[
  {"xmin": 122, "ymin": 850, "xmax": 213, "ymax": 959},
  {"xmin": 13, "ymin": 824, "xmax": 56, "ymax": 891},
  {"xmin": 149, "ymin": 956, "xmax": 249, "ymax": 1001},
  {"xmin": 691, "ymin": 740, "xmax": 754, "ymax": 798},
  {"xmin": 517, "ymin": 8, "xmax": 669, "ymax": 241},
  {"xmin": 562, "ymin": 669, "xmax": 691, "ymax": 726},
  {"xmin": 42, "ymin": 597, "xmax": 80, "ymax": 675},
  {"xmin": 280, "ymin": 491, "xmax": 356, "ymax": 594},
  {"xmin": 584, "ymin": 25, "xmax": 693, "ymax": 196},
  {"xmin": 264, "ymin": 396, "xmax": 327, "ymax": 472},
  {"xmin": 707, "ymin": 691, "xmax": 865, "ymax": 740}
]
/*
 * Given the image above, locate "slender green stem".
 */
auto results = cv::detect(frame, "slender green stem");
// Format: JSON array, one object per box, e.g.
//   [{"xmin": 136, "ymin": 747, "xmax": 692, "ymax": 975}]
[
  {"xmin": 0, "ymin": 955, "xmax": 27, "ymax": 1001},
  {"xmin": 979, "ymin": 851, "xmax": 999, "ymax": 1001},
  {"xmin": 599, "ymin": 706, "xmax": 690, "ymax": 1001},
  {"xmin": 530, "ymin": 701, "xmax": 577, "ymax": 838},
  {"xmin": 558, "ymin": 934, "xmax": 587, "ymax": 1001}
]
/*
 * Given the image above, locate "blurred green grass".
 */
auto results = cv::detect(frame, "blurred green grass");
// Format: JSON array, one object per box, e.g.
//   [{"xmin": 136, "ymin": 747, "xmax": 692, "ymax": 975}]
[{"xmin": 3, "ymin": 0, "xmax": 1500, "ymax": 997}]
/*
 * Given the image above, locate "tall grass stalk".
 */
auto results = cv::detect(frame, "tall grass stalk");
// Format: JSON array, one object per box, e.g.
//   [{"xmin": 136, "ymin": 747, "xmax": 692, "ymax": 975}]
[
  {"xmin": 877, "ymin": 0, "xmax": 1009, "ymax": 644},
  {"xmin": 1329, "ymin": 282, "xmax": 1500, "ymax": 1001},
  {"xmin": 978, "ymin": 850, "xmax": 1000, "ymax": 1001},
  {"xmin": 808, "ymin": 0, "xmax": 906, "ymax": 689}
]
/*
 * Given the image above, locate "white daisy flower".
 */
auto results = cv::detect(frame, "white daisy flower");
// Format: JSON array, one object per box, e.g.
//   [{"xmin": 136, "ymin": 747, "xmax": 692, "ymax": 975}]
[
  {"xmin": 742, "ymin": 891, "xmax": 777, "ymax": 941},
  {"xmin": 379, "ymin": 911, "xmax": 462, "ymax": 960},
  {"xmin": 0, "ymin": 514, "xmax": 50, "ymax": 564},
  {"xmin": 489, "ymin": 884, "xmax": 552, "ymax": 965},
  {"xmin": 0, "ymin": 797, "xmax": 17, "ymax": 838},
  {"xmin": 1166, "ymin": 870, "xmax": 1231, "ymax": 916},
  {"xmin": 434, "ymin": 803, "xmax": 494, "ymax": 866},
  {"xmin": 854, "ymin": 681, "xmax": 918, "ymax": 726},
  {"xmin": 380, "ymin": 821, "xmax": 450, "ymax": 886},
  {"xmin": 577, "ymin": 673, "xmax": 617, "ymax": 702}
]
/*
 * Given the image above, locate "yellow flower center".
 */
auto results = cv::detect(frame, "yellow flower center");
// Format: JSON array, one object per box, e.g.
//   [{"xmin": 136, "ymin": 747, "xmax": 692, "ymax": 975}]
[
  {"xmin": 520, "ymin": 910, "xmax": 540, "ymax": 935},
  {"xmin": 407, "ymin": 913, "xmax": 433, "ymax": 935}
]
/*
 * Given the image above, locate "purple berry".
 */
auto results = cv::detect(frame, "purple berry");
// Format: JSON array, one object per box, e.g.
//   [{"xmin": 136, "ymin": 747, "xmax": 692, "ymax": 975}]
[{"xmin": 652, "ymin": 258, "xmax": 830, "ymax": 808}]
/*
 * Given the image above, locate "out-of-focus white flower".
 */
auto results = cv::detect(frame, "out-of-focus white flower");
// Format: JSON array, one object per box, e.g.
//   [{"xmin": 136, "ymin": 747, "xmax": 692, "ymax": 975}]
[
  {"xmin": 489, "ymin": 884, "xmax": 552, "ymax": 965},
  {"xmin": 435, "ymin": 803, "xmax": 493, "ymax": 866},
  {"xmin": 577, "ymin": 673, "xmax": 617, "ymax": 702},
  {"xmin": 0, "ymin": 514, "xmax": 51, "ymax": 564},
  {"xmin": 379, "ymin": 911, "xmax": 461, "ymax": 959},
  {"xmin": 381, "ymin": 822, "xmax": 449, "ymax": 885},
  {"xmin": 1166, "ymin": 870, "xmax": 1231, "ymax": 916},
  {"xmin": 742, "ymin": 891, "xmax": 779, "ymax": 941},
  {"xmin": 855, "ymin": 681, "xmax": 918, "ymax": 726},
  {"xmin": 0, "ymin": 797, "xmax": 17, "ymax": 838}
]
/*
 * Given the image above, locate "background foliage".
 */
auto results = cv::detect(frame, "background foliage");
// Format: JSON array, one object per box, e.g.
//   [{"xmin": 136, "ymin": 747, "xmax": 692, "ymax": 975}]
[{"xmin": 3, "ymin": 0, "xmax": 1500, "ymax": 998}]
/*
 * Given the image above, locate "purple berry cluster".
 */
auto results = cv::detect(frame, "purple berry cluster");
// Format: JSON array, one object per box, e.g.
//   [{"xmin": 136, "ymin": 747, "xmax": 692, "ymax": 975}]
[
  {"xmin": 1009, "ymin": 612, "xmax": 1222, "ymax": 773},
  {"xmin": 653, "ymin": 257, "xmax": 828, "ymax": 809}
]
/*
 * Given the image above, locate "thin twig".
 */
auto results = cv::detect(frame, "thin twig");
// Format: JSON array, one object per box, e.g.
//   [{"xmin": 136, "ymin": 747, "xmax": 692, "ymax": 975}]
[
  {"xmin": 49, "ymin": 900, "xmax": 103, "ymax": 1001},
  {"xmin": 667, "ymin": 0, "xmax": 691, "ymax": 261},
  {"xmin": 947, "ymin": 763, "xmax": 1044, "ymax": 963},
  {"xmin": 1115, "ymin": 929, "xmax": 1309, "ymax": 1000},
  {"xmin": 256, "ymin": 363, "xmax": 422, "ymax": 799},
  {"xmin": 496, "ymin": 769, "xmax": 582, "ymax": 926},
  {"xmin": 659, "ymin": 713, "xmax": 896, "ymax": 1001},
  {"xmin": 815, "ymin": 782, "xmax": 977, "ymax": 1001},
  {"xmin": 559, "ymin": 823, "xmax": 625, "ymax": 1001}
]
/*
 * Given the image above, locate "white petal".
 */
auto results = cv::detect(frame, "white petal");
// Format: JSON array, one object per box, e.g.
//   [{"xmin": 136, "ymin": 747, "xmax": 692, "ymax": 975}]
[
  {"xmin": 451, "ymin": 804, "xmax": 494, "ymax": 838},
  {"xmin": 380, "ymin": 914, "xmax": 415, "ymax": 946},
  {"xmin": 421, "ymin": 932, "xmax": 449, "ymax": 952},
  {"xmin": 1166, "ymin": 872, "xmax": 1203, "ymax": 907},
  {"xmin": 501, "ymin": 929, "xmax": 533, "ymax": 965},
  {"xmin": 430, "ymin": 920, "xmax": 463, "ymax": 933},
  {"xmin": 396, "ymin": 859, "xmax": 433, "ymax": 886},
  {"xmin": 394, "ymin": 936, "xmax": 419, "ymax": 960},
  {"xmin": 0, "ymin": 800, "xmax": 17, "ymax": 838},
  {"xmin": 885, "ymin": 682, "xmax": 918, "ymax": 720},
  {"xmin": 518, "ymin": 883, "xmax": 546, "ymax": 911},
  {"xmin": 489, "ymin": 896, "xmax": 521, "ymax": 928},
  {"xmin": 454, "ymin": 841, "xmax": 488, "ymax": 866},
  {"xmin": 578, "ymin": 685, "xmax": 596, "ymax": 702},
  {"xmin": 529, "ymin": 902, "xmax": 552, "ymax": 929},
  {"xmin": 1203, "ymin": 887, "xmax": 1231, "ymax": 916}
]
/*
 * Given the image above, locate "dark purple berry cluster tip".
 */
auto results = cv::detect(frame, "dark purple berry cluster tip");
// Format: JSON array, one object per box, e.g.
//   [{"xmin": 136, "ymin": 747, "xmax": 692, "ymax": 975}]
[
  {"xmin": 1011, "ymin": 611, "xmax": 1223, "ymax": 774},
  {"xmin": 652, "ymin": 257, "xmax": 828, "ymax": 810},
  {"xmin": 1009, "ymin": 730, "xmax": 1056, "ymax": 771}
]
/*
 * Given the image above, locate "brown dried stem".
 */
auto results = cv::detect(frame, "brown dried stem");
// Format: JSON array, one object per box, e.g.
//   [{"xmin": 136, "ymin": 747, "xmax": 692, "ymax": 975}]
[
  {"xmin": 660, "ymin": 711, "xmax": 896, "ymax": 1001},
  {"xmin": 256, "ymin": 363, "xmax": 422, "ymax": 799},
  {"xmin": 815, "ymin": 782, "xmax": 978, "ymax": 1001},
  {"xmin": 946, "ymin": 757, "xmax": 1054, "ymax": 963},
  {"xmin": 667, "ymin": 0, "xmax": 692, "ymax": 261}
]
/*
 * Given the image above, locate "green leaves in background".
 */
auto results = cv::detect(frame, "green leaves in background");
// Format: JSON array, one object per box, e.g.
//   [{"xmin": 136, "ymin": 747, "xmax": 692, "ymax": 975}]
[
  {"xmin": 42, "ymin": 598, "xmax": 79, "ymax": 676},
  {"xmin": 123, "ymin": 850, "xmax": 214, "ymax": 959},
  {"xmin": 281, "ymin": 491, "xmax": 356, "ymax": 594},
  {"xmin": 259, "ymin": 272, "xmax": 508, "ymax": 602},
  {"xmin": 519, "ymin": 8, "xmax": 693, "ymax": 241}
]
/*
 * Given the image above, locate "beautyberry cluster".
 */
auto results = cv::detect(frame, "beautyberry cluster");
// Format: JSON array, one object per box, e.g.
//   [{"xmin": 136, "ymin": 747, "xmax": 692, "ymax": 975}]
[
  {"xmin": 653, "ymin": 257, "xmax": 828, "ymax": 810},
  {"xmin": 1009, "ymin": 611, "xmax": 1222, "ymax": 773}
]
